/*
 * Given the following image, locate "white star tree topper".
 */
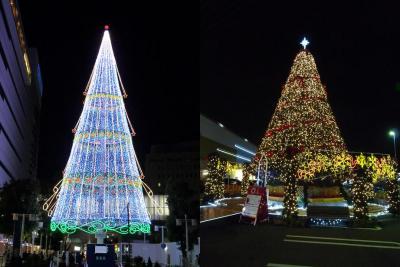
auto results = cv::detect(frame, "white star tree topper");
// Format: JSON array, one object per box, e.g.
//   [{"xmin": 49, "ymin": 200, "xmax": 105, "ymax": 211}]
[{"xmin": 300, "ymin": 37, "xmax": 309, "ymax": 49}]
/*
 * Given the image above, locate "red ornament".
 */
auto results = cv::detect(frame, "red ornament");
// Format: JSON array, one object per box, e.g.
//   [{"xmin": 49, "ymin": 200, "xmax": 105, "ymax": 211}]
[{"xmin": 105, "ymin": 25, "xmax": 109, "ymax": 30}]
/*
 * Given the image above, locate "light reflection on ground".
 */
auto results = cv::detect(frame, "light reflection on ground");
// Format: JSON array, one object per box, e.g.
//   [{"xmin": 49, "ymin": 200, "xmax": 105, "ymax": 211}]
[{"xmin": 201, "ymin": 197, "xmax": 389, "ymax": 222}]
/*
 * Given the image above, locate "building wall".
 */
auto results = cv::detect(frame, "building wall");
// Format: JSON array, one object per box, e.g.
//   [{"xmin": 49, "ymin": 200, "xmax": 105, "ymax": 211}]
[
  {"xmin": 145, "ymin": 142, "xmax": 199, "ymax": 195},
  {"xmin": 0, "ymin": 0, "xmax": 42, "ymax": 185},
  {"xmin": 200, "ymin": 114, "xmax": 257, "ymax": 183},
  {"xmin": 144, "ymin": 194, "xmax": 169, "ymax": 221}
]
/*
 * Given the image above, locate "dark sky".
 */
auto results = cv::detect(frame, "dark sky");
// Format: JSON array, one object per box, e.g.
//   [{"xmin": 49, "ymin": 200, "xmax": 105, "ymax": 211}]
[
  {"xmin": 201, "ymin": 1, "xmax": 400, "ymax": 156},
  {"xmin": 19, "ymin": 1, "xmax": 197, "ymax": 185}
]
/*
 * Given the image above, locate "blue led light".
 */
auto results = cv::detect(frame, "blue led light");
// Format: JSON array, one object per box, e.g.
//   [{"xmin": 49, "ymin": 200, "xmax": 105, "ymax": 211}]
[{"xmin": 51, "ymin": 29, "xmax": 150, "ymax": 234}]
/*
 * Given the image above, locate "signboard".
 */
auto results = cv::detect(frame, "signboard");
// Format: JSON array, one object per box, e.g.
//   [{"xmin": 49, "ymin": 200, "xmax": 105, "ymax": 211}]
[
  {"xmin": 242, "ymin": 195, "xmax": 261, "ymax": 218},
  {"xmin": 87, "ymin": 244, "xmax": 115, "ymax": 267},
  {"xmin": 239, "ymin": 185, "xmax": 268, "ymax": 225},
  {"xmin": 95, "ymin": 246, "xmax": 108, "ymax": 254}
]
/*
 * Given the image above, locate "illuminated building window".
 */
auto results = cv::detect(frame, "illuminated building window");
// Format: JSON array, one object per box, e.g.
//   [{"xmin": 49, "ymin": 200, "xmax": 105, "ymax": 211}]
[{"xmin": 9, "ymin": 0, "xmax": 31, "ymax": 83}]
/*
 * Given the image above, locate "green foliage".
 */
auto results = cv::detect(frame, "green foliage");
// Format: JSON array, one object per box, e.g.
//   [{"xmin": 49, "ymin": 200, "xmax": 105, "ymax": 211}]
[
  {"xmin": 204, "ymin": 153, "xmax": 225, "ymax": 200},
  {"xmin": 0, "ymin": 179, "xmax": 41, "ymax": 236},
  {"xmin": 386, "ymin": 179, "xmax": 400, "ymax": 215},
  {"xmin": 351, "ymin": 169, "xmax": 371, "ymax": 220},
  {"xmin": 166, "ymin": 167, "xmax": 199, "ymax": 256},
  {"xmin": 146, "ymin": 257, "xmax": 153, "ymax": 267},
  {"xmin": 133, "ymin": 255, "xmax": 144, "ymax": 266},
  {"xmin": 240, "ymin": 163, "xmax": 251, "ymax": 196}
]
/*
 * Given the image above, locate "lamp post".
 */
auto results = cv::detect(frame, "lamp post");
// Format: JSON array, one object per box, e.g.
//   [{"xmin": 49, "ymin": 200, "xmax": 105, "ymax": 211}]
[
  {"xmin": 176, "ymin": 215, "xmax": 197, "ymax": 266},
  {"xmin": 389, "ymin": 130, "xmax": 397, "ymax": 161},
  {"xmin": 256, "ymin": 154, "xmax": 269, "ymax": 200},
  {"xmin": 155, "ymin": 225, "xmax": 167, "ymax": 265},
  {"xmin": 12, "ymin": 213, "xmax": 38, "ymax": 257}
]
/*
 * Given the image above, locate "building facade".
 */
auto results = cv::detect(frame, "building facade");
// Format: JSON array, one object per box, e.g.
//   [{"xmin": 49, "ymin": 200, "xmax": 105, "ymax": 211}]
[
  {"xmin": 144, "ymin": 142, "xmax": 198, "ymax": 220},
  {"xmin": 0, "ymin": 0, "xmax": 42, "ymax": 185},
  {"xmin": 200, "ymin": 114, "xmax": 257, "ymax": 194},
  {"xmin": 145, "ymin": 141, "xmax": 199, "ymax": 195}
]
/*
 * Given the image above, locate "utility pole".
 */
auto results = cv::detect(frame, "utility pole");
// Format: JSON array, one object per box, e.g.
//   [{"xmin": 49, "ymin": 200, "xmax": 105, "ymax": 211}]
[
  {"xmin": 127, "ymin": 202, "xmax": 130, "ymax": 232},
  {"xmin": 155, "ymin": 225, "xmax": 167, "ymax": 265},
  {"xmin": 45, "ymin": 233, "xmax": 48, "ymax": 257},
  {"xmin": 20, "ymin": 214, "xmax": 25, "ymax": 257},
  {"xmin": 155, "ymin": 225, "xmax": 167, "ymax": 244},
  {"xmin": 185, "ymin": 214, "xmax": 189, "ymax": 260},
  {"xmin": 126, "ymin": 202, "xmax": 131, "ymax": 267},
  {"xmin": 12, "ymin": 213, "xmax": 38, "ymax": 257},
  {"xmin": 176, "ymin": 215, "xmax": 197, "ymax": 266}
]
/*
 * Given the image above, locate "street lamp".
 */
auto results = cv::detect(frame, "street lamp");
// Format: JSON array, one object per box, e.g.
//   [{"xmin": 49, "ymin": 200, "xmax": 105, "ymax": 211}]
[
  {"xmin": 12, "ymin": 213, "xmax": 39, "ymax": 257},
  {"xmin": 389, "ymin": 130, "xmax": 397, "ymax": 160},
  {"xmin": 155, "ymin": 225, "xmax": 168, "ymax": 264},
  {"xmin": 176, "ymin": 215, "xmax": 197, "ymax": 266}
]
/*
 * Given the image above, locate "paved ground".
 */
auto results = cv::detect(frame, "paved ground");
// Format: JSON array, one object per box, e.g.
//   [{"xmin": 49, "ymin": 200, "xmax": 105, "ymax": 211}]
[
  {"xmin": 201, "ymin": 214, "xmax": 400, "ymax": 267},
  {"xmin": 200, "ymin": 197, "xmax": 244, "ymax": 221}
]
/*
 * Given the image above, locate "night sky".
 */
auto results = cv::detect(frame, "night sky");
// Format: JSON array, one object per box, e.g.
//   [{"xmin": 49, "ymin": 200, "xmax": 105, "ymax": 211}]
[
  {"xmin": 201, "ymin": 1, "xmax": 400, "ymax": 156},
  {"xmin": 18, "ymin": 1, "xmax": 197, "ymax": 186}
]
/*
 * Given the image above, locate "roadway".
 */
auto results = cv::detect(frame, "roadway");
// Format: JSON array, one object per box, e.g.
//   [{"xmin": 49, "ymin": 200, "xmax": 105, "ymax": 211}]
[{"xmin": 201, "ymin": 214, "xmax": 400, "ymax": 267}]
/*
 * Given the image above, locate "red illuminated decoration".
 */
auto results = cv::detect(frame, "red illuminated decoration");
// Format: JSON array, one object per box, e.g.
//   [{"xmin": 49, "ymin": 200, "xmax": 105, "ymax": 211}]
[
  {"xmin": 104, "ymin": 25, "xmax": 109, "ymax": 30},
  {"xmin": 239, "ymin": 185, "xmax": 268, "ymax": 225}
]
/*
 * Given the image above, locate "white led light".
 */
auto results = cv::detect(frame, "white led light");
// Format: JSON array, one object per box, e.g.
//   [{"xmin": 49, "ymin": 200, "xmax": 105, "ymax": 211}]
[
  {"xmin": 300, "ymin": 37, "xmax": 309, "ymax": 49},
  {"xmin": 216, "ymin": 148, "xmax": 251, "ymax": 162},
  {"xmin": 234, "ymin": 144, "xmax": 256, "ymax": 156},
  {"xmin": 50, "ymin": 28, "xmax": 151, "ymax": 234}
]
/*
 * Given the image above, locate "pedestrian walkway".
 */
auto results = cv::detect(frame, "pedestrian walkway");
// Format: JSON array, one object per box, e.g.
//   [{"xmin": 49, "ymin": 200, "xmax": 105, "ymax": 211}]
[{"xmin": 200, "ymin": 197, "xmax": 244, "ymax": 221}]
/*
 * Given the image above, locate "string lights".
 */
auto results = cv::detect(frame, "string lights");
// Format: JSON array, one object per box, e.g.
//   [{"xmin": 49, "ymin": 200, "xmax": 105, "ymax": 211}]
[
  {"xmin": 49, "ymin": 28, "xmax": 151, "ymax": 234},
  {"xmin": 309, "ymin": 218, "xmax": 344, "ymax": 227},
  {"xmin": 251, "ymin": 43, "xmax": 399, "ymax": 221},
  {"xmin": 240, "ymin": 163, "xmax": 251, "ymax": 196},
  {"xmin": 253, "ymin": 49, "xmax": 346, "ymax": 218},
  {"xmin": 204, "ymin": 154, "xmax": 225, "ymax": 200},
  {"xmin": 299, "ymin": 152, "xmax": 397, "ymax": 218}
]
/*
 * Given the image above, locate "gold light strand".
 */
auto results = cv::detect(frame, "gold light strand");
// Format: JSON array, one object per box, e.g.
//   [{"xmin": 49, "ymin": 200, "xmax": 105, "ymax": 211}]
[
  {"xmin": 204, "ymin": 154, "xmax": 225, "ymax": 200},
  {"xmin": 252, "ymin": 50, "xmax": 347, "ymax": 218},
  {"xmin": 241, "ymin": 163, "xmax": 251, "ymax": 196}
]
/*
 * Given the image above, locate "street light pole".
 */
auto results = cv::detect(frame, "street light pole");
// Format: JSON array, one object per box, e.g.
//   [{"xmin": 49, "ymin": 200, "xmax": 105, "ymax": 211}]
[
  {"xmin": 176, "ymin": 215, "xmax": 197, "ymax": 266},
  {"xmin": 155, "ymin": 225, "xmax": 167, "ymax": 265},
  {"xmin": 394, "ymin": 133, "xmax": 397, "ymax": 161},
  {"xmin": 184, "ymin": 214, "xmax": 189, "ymax": 261},
  {"xmin": 20, "ymin": 214, "xmax": 25, "ymax": 257},
  {"xmin": 389, "ymin": 130, "xmax": 397, "ymax": 161}
]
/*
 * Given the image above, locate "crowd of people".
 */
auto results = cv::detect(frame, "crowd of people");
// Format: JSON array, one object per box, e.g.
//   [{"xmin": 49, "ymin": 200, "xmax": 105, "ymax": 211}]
[{"xmin": 2, "ymin": 250, "xmax": 86, "ymax": 267}]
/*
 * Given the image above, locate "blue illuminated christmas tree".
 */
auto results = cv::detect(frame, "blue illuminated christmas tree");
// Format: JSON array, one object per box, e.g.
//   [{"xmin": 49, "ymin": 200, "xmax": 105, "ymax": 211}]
[{"xmin": 49, "ymin": 27, "xmax": 151, "ymax": 234}]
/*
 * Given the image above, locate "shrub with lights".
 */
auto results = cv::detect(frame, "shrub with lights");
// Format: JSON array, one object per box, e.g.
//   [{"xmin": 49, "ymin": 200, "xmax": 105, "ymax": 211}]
[
  {"xmin": 240, "ymin": 163, "xmax": 251, "ymax": 196},
  {"xmin": 386, "ymin": 177, "xmax": 400, "ymax": 215},
  {"xmin": 299, "ymin": 153, "xmax": 398, "ymax": 219},
  {"xmin": 204, "ymin": 153, "xmax": 225, "ymax": 200}
]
